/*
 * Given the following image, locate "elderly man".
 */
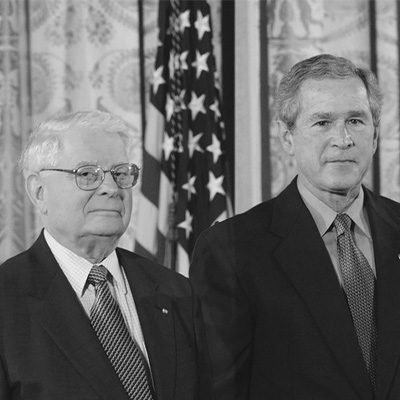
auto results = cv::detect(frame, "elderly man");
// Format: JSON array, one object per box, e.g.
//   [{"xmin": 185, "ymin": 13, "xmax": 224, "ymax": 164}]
[
  {"xmin": 0, "ymin": 110, "xmax": 212, "ymax": 400},
  {"xmin": 190, "ymin": 54, "xmax": 400, "ymax": 400}
]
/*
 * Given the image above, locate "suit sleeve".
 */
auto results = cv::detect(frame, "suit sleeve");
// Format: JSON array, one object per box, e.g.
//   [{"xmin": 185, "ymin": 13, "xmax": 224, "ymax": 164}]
[
  {"xmin": 0, "ymin": 288, "xmax": 10, "ymax": 400},
  {"xmin": 192, "ymin": 287, "xmax": 215, "ymax": 400},
  {"xmin": 0, "ymin": 353, "xmax": 10, "ymax": 399},
  {"xmin": 189, "ymin": 226, "xmax": 254, "ymax": 400}
]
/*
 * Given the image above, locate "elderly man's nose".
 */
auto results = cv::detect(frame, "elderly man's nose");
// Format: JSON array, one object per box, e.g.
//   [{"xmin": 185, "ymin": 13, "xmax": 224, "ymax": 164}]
[{"xmin": 98, "ymin": 171, "xmax": 119, "ymax": 193}]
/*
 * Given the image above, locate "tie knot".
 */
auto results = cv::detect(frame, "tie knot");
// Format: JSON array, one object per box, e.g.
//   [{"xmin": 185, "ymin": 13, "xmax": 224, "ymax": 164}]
[
  {"xmin": 87, "ymin": 264, "xmax": 108, "ymax": 287},
  {"xmin": 334, "ymin": 213, "xmax": 352, "ymax": 236}
]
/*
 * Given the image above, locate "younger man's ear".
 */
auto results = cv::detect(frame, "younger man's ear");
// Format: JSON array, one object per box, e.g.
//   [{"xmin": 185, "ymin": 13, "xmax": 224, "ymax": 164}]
[
  {"xmin": 277, "ymin": 120, "xmax": 295, "ymax": 156},
  {"xmin": 26, "ymin": 174, "xmax": 48, "ymax": 215}
]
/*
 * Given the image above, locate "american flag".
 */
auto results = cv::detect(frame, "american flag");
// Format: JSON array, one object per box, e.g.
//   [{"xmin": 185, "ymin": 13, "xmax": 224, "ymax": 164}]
[{"xmin": 135, "ymin": 0, "xmax": 231, "ymax": 276}]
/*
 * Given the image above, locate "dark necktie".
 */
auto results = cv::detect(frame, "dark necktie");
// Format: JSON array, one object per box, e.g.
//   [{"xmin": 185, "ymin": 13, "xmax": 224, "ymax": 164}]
[
  {"xmin": 334, "ymin": 213, "xmax": 377, "ymax": 391},
  {"xmin": 87, "ymin": 264, "xmax": 154, "ymax": 400}
]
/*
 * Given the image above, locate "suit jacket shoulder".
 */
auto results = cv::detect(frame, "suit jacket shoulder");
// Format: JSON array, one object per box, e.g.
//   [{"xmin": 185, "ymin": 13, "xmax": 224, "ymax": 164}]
[
  {"xmin": 363, "ymin": 185, "xmax": 400, "ymax": 229},
  {"xmin": 193, "ymin": 178, "xmax": 307, "ymax": 266},
  {"xmin": 0, "ymin": 232, "xmax": 60, "ymax": 298},
  {"xmin": 116, "ymin": 247, "xmax": 192, "ymax": 295}
]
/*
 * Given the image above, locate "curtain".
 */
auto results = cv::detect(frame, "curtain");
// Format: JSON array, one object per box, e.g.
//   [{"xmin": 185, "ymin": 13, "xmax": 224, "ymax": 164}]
[
  {"xmin": 0, "ymin": 0, "xmax": 223, "ymax": 265},
  {"xmin": 1, "ymin": 0, "xmax": 399, "ymax": 264},
  {"xmin": 0, "ymin": 0, "xmax": 34, "ymax": 262},
  {"xmin": 236, "ymin": 0, "xmax": 400, "ymax": 213},
  {"xmin": 0, "ymin": 0, "xmax": 160, "ymax": 263}
]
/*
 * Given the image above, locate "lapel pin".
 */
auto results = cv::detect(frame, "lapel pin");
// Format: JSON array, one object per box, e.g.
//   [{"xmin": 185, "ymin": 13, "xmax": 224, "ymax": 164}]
[{"xmin": 162, "ymin": 308, "xmax": 169, "ymax": 315}]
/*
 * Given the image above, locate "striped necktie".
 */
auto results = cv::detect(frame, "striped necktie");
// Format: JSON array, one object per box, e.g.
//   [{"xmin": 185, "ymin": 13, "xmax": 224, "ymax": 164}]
[
  {"xmin": 88, "ymin": 264, "xmax": 155, "ymax": 400},
  {"xmin": 334, "ymin": 213, "xmax": 377, "ymax": 392}
]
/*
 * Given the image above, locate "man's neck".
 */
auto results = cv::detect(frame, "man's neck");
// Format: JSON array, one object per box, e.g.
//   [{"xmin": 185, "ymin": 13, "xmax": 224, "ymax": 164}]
[
  {"xmin": 45, "ymin": 229, "xmax": 118, "ymax": 264},
  {"xmin": 297, "ymin": 176, "xmax": 361, "ymax": 213}
]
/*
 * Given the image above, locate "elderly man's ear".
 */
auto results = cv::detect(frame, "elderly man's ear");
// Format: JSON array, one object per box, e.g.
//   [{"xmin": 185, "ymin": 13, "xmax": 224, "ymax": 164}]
[
  {"xmin": 277, "ymin": 120, "xmax": 295, "ymax": 156},
  {"xmin": 26, "ymin": 174, "xmax": 48, "ymax": 214}
]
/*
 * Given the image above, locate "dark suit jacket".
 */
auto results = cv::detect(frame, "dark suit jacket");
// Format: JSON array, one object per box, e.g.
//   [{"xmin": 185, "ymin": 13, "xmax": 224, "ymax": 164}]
[
  {"xmin": 0, "ymin": 231, "xmax": 213, "ymax": 400},
  {"xmin": 190, "ymin": 178, "xmax": 400, "ymax": 400}
]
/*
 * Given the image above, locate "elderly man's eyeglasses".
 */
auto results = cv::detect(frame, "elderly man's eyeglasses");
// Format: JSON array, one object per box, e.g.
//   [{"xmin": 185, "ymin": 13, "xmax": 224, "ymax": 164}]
[{"xmin": 40, "ymin": 163, "xmax": 140, "ymax": 191}]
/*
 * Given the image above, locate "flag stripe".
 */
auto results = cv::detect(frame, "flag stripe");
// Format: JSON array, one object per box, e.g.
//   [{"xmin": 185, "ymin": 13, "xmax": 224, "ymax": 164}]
[
  {"xmin": 157, "ymin": 172, "xmax": 173, "ymax": 237},
  {"xmin": 136, "ymin": 0, "xmax": 231, "ymax": 275},
  {"xmin": 135, "ymin": 195, "xmax": 159, "ymax": 255},
  {"xmin": 140, "ymin": 151, "xmax": 161, "ymax": 205}
]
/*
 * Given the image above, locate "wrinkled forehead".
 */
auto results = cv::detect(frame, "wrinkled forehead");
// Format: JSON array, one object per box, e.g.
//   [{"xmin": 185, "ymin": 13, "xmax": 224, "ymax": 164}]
[
  {"xmin": 298, "ymin": 76, "xmax": 368, "ymax": 95},
  {"xmin": 288, "ymin": 79, "xmax": 374, "ymax": 129},
  {"xmin": 59, "ymin": 127, "xmax": 129, "ymax": 164},
  {"xmin": 297, "ymin": 77, "xmax": 371, "ymax": 111}
]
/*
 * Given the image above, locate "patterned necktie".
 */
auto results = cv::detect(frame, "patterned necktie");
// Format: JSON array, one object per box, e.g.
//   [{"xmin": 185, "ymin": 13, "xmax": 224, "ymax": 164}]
[
  {"xmin": 88, "ymin": 265, "xmax": 154, "ymax": 400},
  {"xmin": 334, "ymin": 213, "xmax": 377, "ymax": 391}
]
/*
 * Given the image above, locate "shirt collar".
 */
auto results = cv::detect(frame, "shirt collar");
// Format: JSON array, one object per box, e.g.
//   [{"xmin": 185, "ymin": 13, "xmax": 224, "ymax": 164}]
[
  {"xmin": 297, "ymin": 180, "xmax": 371, "ymax": 239},
  {"xmin": 44, "ymin": 229, "xmax": 127, "ymax": 296},
  {"xmin": 93, "ymin": 252, "xmax": 127, "ymax": 294}
]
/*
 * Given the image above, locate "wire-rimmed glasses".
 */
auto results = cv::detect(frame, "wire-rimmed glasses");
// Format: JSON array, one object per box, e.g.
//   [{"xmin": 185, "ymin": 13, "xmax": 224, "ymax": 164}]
[{"xmin": 40, "ymin": 163, "xmax": 140, "ymax": 191}]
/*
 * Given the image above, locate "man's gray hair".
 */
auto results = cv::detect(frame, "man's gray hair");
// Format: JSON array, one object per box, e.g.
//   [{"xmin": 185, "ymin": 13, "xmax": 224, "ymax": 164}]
[
  {"xmin": 274, "ymin": 54, "xmax": 384, "ymax": 130},
  {"xmin": 20, "ymin": 110, "xmax": 133, "ymax": 177}
]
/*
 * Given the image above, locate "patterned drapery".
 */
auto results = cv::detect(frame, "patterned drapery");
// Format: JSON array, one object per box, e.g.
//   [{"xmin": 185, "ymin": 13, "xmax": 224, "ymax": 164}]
[
  {"xmin": 236, "ymin": 0, "xmax": 400, "ymax": 213},
  {"xmin": 1, "ymin": 0, "xmax": 399, "ymax": 264},
  {"xmin": 0, "ymin": 0, "xmax": 34, "ymax": 262},
  {"xmin": 0, "ymin": 0, "xmax": 160, "ymax": 263}
]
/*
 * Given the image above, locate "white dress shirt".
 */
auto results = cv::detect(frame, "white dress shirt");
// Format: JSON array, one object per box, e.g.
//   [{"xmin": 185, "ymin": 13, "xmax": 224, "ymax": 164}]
[{"xmin": 44, "ymin": 229, "xmax": 150, "ymax": 363}]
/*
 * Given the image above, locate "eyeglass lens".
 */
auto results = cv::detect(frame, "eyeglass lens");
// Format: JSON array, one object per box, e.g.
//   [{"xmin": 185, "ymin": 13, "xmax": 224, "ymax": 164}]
[{"xmin": 76, "ymin": 164, "xmax": 138, "ymax": 190}]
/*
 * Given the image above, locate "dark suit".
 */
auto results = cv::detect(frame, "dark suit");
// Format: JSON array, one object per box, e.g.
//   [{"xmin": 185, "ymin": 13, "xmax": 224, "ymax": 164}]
[
  {"xmin": 190, "ymin": 178, "xmax": 400, "ymax": 400},
  {"xmin": 0, "ymin": 232, "xmax": 213, "ymax": 400}
]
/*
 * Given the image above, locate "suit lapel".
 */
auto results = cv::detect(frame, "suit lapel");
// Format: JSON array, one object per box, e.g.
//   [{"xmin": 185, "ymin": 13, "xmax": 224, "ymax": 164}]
[
  {"xmin": 365, "ymin": 191, "xmax": 400, "ymax": 400},
  {"xmin": 28, "ymin": 234, "xmax": 130, "ymax": 400},
  {"xmin": 118, "ymin": 251, "xmax": 176, "ymax": 400},
  {"xmin": 271, "ymin": 181, "xmax": 373, "ymax": 400}
]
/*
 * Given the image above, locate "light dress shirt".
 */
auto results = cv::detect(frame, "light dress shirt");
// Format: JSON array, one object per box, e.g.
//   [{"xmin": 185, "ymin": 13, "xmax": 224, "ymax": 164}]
[
  {"xmin": 297, "ymin": 181, "xmax": 376, "ymax": 287},
  {"xmin": 44, "ymin": 229, "xmax": 150, "ymax": 364}
]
